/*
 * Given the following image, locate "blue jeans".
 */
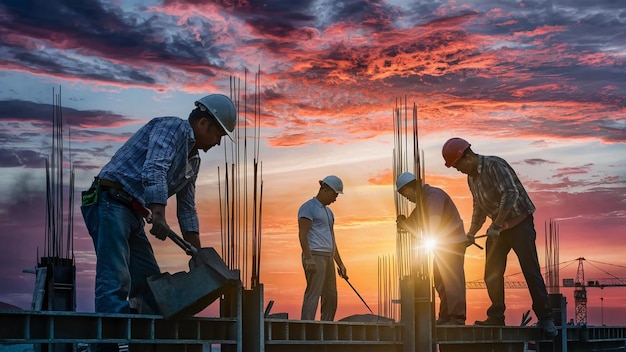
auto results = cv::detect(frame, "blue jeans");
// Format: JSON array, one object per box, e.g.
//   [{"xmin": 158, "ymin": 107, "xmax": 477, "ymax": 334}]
[
  {"xmin": 484, "ymin": 215, "xmax": 552, "ymax": 321},
  {"xmin": 81, "ymin": 190, "xmax": 161, "ymax": 315}
]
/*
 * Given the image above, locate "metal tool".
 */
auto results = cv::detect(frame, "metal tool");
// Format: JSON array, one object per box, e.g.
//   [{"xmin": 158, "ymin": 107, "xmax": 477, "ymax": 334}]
[
  {"xmin": 166, "ymin": 229, "xmax": 199, "ymax": 256},
  {"xmin": 468, "ymin": 234, "xmax": 488, "ymax": 250},
  {"xmin": 339, "ymin": 271, "xmax": 374, "ymax": 315},
  {"xmin": 135, "ymin": 200, "xmax": 239, "ymax": 319},
  {"xmin": 521, "ymin": 309, "xmax": 532, "ymax": 326}
]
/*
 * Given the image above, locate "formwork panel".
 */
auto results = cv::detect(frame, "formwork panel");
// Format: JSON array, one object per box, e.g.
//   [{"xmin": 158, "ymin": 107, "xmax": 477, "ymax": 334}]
[
  {"xmin": 304, "ymin": 323, "xmax": 321, "ymax": 340},
  {"xmin": 337, "ymin": 324, "xmax": 352, "ymax": 340},
  {"xmin": 53, "ymin": 315, "xmax": 99, "ymax": 339},
  {"xmin": 178, "ymin": 319, "xmax": 200, "ymax": 340},
  {"xmin": 288, "ymin": 322, "xmax": 305, "ymax": 340},
  {"xmin": 352, "ymin": 325, "xmax": 366, "ymax": 341},
  {"xmin": 0, "ymin": 314, "xmax": 27, "ymax": 339},
  {"xmin": 265, "ymin": 320, "xmax": 288, "ymax": 341},
  {"xmin": 131, "ymin": 318, "xmax": 154, "ymax": 340},
  {"xmin": 102, "ymin": 317, "xmax": 130, "ymax": 339},
  {"xmin": 323, "ymin": 323, "xmax": 338, "ymax": 340},
  {"xmin": 199, "ymin": 319, "xmax": 236, "ymax": 340},
  {"xmin": 365, "ymin": 325, "xmax": 380, "ymax": 341},
  {"xmin": 29, "ymin": 314, "xmax": 51, "ymax": 339},
  {"xmin": 437, "ymin": 326, "xmax": 546, "ymax": 344},
  {"xmin": 379, "ymin": 324, "xmax": 400, "ymax": 341},
  {"xmin": 0, "ymin": 311, "xmax": 238, "ymax": 346},
  {"xmin": 154, "ymin": 318, "xmax": 178, "ymax": 339}
]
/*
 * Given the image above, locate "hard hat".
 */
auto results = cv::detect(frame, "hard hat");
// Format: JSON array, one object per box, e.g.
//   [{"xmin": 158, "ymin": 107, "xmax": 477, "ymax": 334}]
[
  {"xmin": 320, "ymin": 175, "xmax": 343, "ymax": 194},
  {"xmin": 396, "ymin": 172, "xmax": 416, "ymax": 191},
  {"xmin": 442, "ymin": 137, "xmax": 471, "ymax": 168},
  {"xmin": 194, "ymin": 94, "xmax": 237, "ymax": 141}
]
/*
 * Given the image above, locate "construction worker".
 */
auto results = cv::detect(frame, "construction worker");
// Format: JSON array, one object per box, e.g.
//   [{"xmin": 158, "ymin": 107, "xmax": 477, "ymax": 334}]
[
  {"xmin": 395, "ymin": 172, "xmax": 468, "ymax": 325},
  {"xmin": 298, "ymin": 175, "xmax": 348, "ymax": 321},
  {"xmin": 80, "ymin": 94, "xmax": 236, "ymax": 351},
  {"xmin": 442, "ymin": 137, "xmax": 557, "ymax": 337}
]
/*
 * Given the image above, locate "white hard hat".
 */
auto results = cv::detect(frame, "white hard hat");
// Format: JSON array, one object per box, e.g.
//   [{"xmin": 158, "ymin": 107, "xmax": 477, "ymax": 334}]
[
  {"xmin": 396, "ymin": 172, "xmax": 416, "ymax": 191},
  {"xmin": 194, "ymin": 94, "xmax": 237, "ymax": 141},
  {"xmin": 320, "ymin": 175, "xmax": 343, "ymax": 194}
]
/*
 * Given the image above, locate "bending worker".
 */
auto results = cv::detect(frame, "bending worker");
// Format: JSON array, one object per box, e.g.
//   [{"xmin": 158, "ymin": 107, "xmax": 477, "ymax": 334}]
[
  {"xmin": 442, "ymin": 137, "xmax": 557, "ymax": 338},
  {"xmin": 298, "ymin": 175, "xmax": 348, "ymax": 321},
  {"xmin": 396, "ymin": 172, "xmax": 468, "ymax": 325},
  {"xmin": 80, "ymin": 94, "xmax": 236, "ymax": 352}
]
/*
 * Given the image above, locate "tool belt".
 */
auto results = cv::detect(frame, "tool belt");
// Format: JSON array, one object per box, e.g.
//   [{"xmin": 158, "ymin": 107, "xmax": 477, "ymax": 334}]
[
  {"xmin": 102, "ymin": 180, "xmax": 135, "ymax": 207},
  {"xmin": 81, "ymin": 177, "xmax": 134, "ymax": 208}
]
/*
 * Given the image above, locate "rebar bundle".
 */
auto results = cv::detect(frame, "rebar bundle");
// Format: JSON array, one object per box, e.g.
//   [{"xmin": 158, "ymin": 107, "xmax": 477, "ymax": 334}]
[{"xmin": 219, "ymin": 68, "xmax": 264, "ymax": 289}]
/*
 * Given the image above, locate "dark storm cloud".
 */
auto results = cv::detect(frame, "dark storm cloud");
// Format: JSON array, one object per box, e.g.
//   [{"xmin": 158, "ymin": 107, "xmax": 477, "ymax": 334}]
[
  {"xmin": 0, "ymin": 99, "xmax": 137, "ymax": 170},
  {"xmin": 13, "ymin": 51, "xmax": 157, "ymax": 85},
  {"xmin": 197, "ymin": 0, "xmax": 398, "ymax": 48},
  {"xmin": 0, "ymin": 0, "xmax": 222, "ymax": 85},
  {"xmin": 0, "ymin": 148, "xmax": 46, "ymax": 168},
  {"xmin": 0, "ymin": 99, "xmax": 134, "ymax": 127},
  {"xmin": 521, "ymin": 158, "xmax": 556, "ymax": 166}
]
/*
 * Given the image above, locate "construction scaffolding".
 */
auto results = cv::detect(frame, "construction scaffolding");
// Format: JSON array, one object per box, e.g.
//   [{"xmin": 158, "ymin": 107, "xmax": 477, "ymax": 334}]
[{"xmin": 390, "ymin": 98, "xmax": 436, "ymax": 352}]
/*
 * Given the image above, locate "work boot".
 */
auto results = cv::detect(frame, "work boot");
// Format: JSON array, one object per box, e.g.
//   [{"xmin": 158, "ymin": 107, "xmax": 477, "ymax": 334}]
[
  {"xmin": 536, "ymin": 318, "xmax": 558, "ymax": 338},
  {"xmin": 435, "ymin": 316, "xmax": 450, "ymax": 325},
  {"xmin": 439, "ymin": 317, "xmax": 465, "ymax": 326},
  {"xmin": 474, "ymin": 316, "xmax": 505, "ymax": 326}
]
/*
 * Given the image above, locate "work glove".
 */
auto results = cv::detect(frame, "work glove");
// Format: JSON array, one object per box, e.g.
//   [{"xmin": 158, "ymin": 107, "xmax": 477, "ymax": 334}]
[
  {"xmin": 304, "ymin": 257, "xmax": 316, "ymax": 274},
  {"xmin": 486, "ymin": 223, "xmax": 502, "ymax": 239},
  {"xmin": 396, "ymin": 215, "xmax": 407, "ymax": 231},
  {"xmin": 466, "ymin": 233, "xmax": 476, "ymax": 247},
  {"xmin": 149, "ymin": 216, "xmax": 170, "ymax": 241}
]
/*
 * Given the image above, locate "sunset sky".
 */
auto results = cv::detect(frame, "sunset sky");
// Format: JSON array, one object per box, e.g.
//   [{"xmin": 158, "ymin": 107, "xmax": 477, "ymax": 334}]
[{"xmin": 0, "ymin": 0, "xmax": 625, "ymax": 326}]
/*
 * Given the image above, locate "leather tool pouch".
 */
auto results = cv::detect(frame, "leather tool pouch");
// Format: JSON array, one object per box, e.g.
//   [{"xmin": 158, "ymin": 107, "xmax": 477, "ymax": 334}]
[
  {"xmin": 107, "ymin": 187, "xmax": 134, "ymax": 206},
  {"xmin": 81, "ymin": 178, "xmax": 100, "ymax": 206}
]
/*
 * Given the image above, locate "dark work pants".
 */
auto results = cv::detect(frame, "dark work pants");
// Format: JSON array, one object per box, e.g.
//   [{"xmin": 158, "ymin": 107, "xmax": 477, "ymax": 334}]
[
  {"xmin": 301, "ymin": 253, "xmax": 337, "ymax": 321},
  {"xmin": 434, "ymin": 241, "xmax": 467, "ymax": 321},
  {"xmin": 484, "ymin": 215, "xmax": 552, "ymax": 321}
]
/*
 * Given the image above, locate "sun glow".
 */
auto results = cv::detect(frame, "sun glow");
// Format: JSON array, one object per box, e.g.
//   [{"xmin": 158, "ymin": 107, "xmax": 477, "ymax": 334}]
[{"xmin": 424, "ymin": 238, "xmax": 437, "ymax": 252}]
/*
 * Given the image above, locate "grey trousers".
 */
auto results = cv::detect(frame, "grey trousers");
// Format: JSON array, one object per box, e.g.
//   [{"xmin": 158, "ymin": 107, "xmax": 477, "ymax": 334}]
[{"xmin": 301, "ymin": 253, "xmax": 337, "ymax": 321}]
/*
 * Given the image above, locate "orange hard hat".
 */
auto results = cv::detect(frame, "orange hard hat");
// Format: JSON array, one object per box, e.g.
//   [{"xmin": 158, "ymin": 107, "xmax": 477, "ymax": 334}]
[{"xmin": 442, "ymin": 137, "xmax": 471, "ymax": 168}]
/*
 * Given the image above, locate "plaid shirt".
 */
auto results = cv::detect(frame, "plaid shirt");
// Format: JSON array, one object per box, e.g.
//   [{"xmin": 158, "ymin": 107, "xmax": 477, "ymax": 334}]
[
  {"xmin": 468, "ymin": 155, "xmax": 535, "ymax": 231},
  {"xmin": 99, "ymin": 116, "xmax": 200, "ymax": 233}
]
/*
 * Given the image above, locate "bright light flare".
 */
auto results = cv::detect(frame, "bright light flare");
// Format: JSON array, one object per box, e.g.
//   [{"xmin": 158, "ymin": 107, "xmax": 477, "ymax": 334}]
[{"xmin": 424, "ymin": 238, "xmax": 437, "ymax": 251}]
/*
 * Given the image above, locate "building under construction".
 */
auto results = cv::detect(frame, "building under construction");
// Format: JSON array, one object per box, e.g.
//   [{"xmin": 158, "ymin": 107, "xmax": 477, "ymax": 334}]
[{"xmin": 2, "ymin": 85, "xmax": 626, "ymax": 352}]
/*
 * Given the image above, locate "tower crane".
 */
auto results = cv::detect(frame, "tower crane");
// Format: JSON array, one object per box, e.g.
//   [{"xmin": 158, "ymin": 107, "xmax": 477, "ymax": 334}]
[{"xmin": 562, "ymin": 257, "xmax": 626, "ymax": 325}]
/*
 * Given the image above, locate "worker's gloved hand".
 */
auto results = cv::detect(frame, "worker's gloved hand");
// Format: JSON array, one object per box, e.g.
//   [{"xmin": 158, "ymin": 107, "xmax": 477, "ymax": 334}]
[
  {"xmin": 150, "ymin": 220, "xmax": 170, "ymax": 241},
  {"xmin": 486, "ymin": 223, "xmax": 502, "ymax": 239},
  {"xmin": 466, "ymin": 233, "xmax": 476, "ymax": 247},
  {"xmin": 304, "ymin": 257, "xmax": 316, "ymax": 274},
  {"xmin": 396, "ymin": 215, "xmax": 407, "ymax": 231}
]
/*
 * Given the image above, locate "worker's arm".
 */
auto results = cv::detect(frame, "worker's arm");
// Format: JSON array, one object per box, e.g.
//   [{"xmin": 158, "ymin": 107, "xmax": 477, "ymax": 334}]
[
  {"xmin": 149, "ymin": 203, "xmax": 170, "ymax": 240},
  {"xmin": 492, "ymin": 209, "xmax": 511, "ymax": 228},
  {"xmin": 183, "ymin": 231, "xmax": 201, "ymax": 250},
  {"xmin": 486, "ymin": 159, "xmax": 519, "ymax": 236},
  {"xmin": 176, "ymin": 165, "xmax": 201, "ymax": 246},
  {"xmin": 467, "ymin": 194, "xmax": 487, "ymax": 237},
  {"xmin": 298, "ymin": 217, "xmax": 316, "ymax": 273},
  {"xmin": 397, "ymin": 209, "xmax": 418, "ymax": 235},
  {"xmin": 298, "ymin": 217, "xmax": 313, "ymax": 258},
  {"xmin": 334, "ymin": 247, "xmax": 347, "ymax": 279}
]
